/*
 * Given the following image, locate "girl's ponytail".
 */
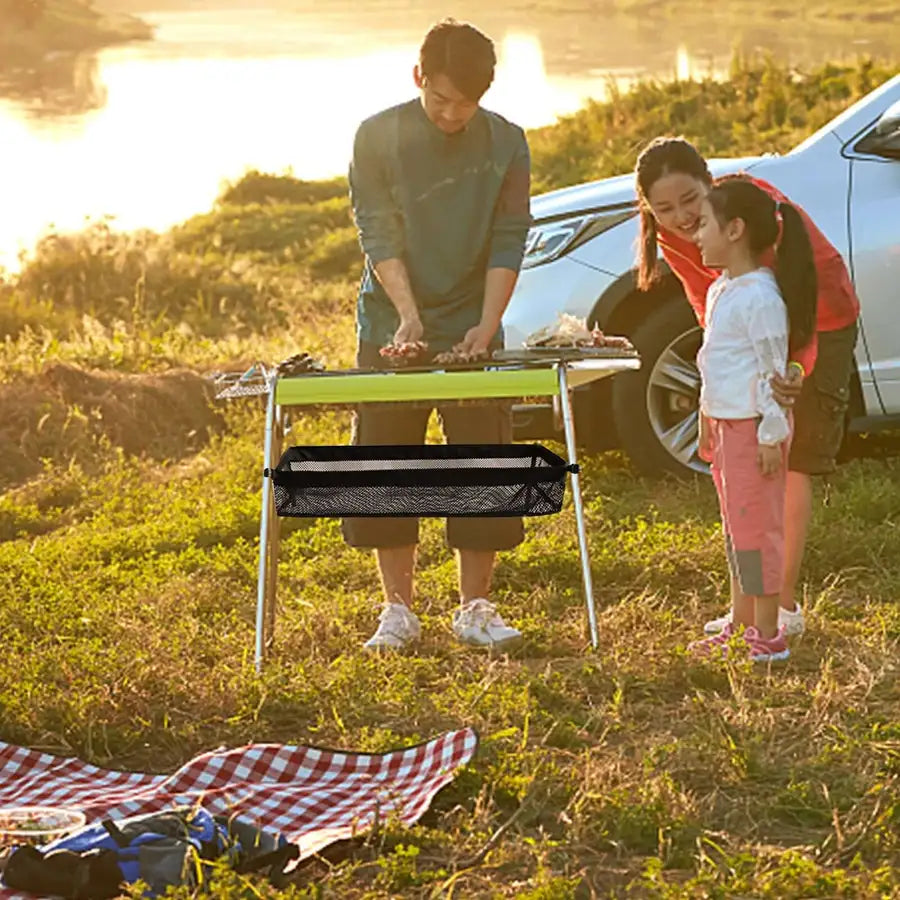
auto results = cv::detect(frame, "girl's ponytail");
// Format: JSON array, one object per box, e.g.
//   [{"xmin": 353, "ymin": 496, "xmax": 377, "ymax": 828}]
[
  {"xmin": 637, "ymin": 207, "xmax": 659, "ymax": 291},
  {"xmin": 774, "ymin": 202, "xmax": 818, "ymax": 352},
  {"xmin": 707, "ymin": 178, "xmax": 818, "ymax": 352}
]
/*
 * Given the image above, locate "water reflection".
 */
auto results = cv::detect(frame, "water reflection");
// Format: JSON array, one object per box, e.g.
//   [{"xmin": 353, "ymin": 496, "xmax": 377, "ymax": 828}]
[
  {"xmin": 1, "ymin": 16, "xmax": 670, "ymax": 271},
  {"xmin": 0, "ymin": 53, "xmax": 107, "ymax": 118}
]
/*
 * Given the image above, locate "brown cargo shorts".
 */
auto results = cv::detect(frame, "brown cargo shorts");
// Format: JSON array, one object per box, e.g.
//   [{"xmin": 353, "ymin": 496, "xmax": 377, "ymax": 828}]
[
  {"xmin": 788, "ymin": 320, "xmax": 858, "ymax": 476},
  {"xmin": 340, "ymin": 342, "xmax": 525, "ymax": 551}
]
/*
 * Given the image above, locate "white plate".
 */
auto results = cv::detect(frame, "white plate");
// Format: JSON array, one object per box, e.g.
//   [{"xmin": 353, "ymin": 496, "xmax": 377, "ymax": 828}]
[{"xmin": 0, "ymin": 806, "xmax": 86, "ymax": 841}]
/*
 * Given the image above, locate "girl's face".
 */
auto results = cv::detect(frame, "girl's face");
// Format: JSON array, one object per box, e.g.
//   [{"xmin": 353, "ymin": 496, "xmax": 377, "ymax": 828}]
[
  {"xmin": 695, "ymin": 198, "xmax": 734, "ymax": 268},
  {"xmin": 645, "ymin": 172, "xmax": 708, "ymax": 240}
]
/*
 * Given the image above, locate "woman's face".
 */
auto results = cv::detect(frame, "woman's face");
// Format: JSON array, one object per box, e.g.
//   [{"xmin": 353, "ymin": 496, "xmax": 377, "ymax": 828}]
[{"xmin": 645, "ymin": 172, "xmax": 708, "ymax": 241}]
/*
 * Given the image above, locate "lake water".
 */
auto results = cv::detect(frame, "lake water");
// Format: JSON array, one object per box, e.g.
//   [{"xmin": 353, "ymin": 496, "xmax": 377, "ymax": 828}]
[{"xmin": 0, "ymin": 3, "xmax": 895, "ymax": 271}]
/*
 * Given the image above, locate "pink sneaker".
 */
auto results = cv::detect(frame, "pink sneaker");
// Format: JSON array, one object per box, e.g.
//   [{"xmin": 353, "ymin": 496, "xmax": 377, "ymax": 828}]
[
  {"xmin": 745, "ymin": 626, "xmax": 790, "ymax": 663},
  {"xmin": 688, "ymin": 622, "xmax": 744, "ymax": 658}
]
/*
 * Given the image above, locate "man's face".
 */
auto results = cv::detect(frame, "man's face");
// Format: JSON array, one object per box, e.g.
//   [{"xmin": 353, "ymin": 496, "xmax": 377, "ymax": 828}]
[{"xmin": 414, "ymin": 68, "xmax": 480, "ymax": 135}]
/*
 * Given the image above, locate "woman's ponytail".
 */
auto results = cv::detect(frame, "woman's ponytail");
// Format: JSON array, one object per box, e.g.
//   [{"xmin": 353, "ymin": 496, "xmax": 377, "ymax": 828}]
[
  {"xmin": 774, "ymin": 202, "xmax": 818, "ymax": 352},
  {"xmin": 637, "ymin": 207, "xmax": 659, "ymax": 291}
]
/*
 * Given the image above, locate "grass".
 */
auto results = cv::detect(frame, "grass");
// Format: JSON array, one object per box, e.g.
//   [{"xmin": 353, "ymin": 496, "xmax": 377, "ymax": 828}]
[
  {"xmin": 3, "ymin": 417, "xmax": 900, "ymax": 897},
  {"xmin": 3, "ymin": 56, "xmax": 900, "ymax": 897}
]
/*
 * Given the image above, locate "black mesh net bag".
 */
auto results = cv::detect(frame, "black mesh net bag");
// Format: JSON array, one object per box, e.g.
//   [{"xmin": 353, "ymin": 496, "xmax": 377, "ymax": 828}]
[{"xmin": 269, "ymin": 444, "xmax": 576, "ymax": 518}]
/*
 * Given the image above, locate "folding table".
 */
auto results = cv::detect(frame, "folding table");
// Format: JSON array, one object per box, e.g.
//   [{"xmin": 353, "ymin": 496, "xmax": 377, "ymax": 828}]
[{"xmin": 253, "ymin": 356, "xmax": 640, "ymax": 671}]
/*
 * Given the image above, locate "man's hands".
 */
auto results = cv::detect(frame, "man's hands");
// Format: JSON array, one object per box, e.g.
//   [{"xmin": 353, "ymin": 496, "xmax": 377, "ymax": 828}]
[
  {"xmin": 771, "ymin": 363, "xmax": 804, "ymax": 408},
  {"xmin": 393, "ymin": 313, "xmax": 424, "ymax": 345},
  {"xmin": 454, "ymin": 323, "xmax": 496, "ymax": 357},
  {"xmin": 757, "ymin": 443, "xmax": 783, "ymax": 477}
]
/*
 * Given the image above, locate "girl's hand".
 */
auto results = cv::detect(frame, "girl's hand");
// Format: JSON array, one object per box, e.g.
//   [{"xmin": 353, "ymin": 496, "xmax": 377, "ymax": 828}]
[
  {"xmin": 698, "ymin": 414, "xmax": 714, "ymax": 463},
  {"xmin": 757, "ymin": 443, "xmax": 782, "ymax": 477}
]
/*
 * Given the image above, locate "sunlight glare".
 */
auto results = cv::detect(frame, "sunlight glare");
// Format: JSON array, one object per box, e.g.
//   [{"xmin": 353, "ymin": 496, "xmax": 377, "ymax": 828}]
[{"xmin": 676, "ymin": 44, "xmax": 693, "ymax": 81}]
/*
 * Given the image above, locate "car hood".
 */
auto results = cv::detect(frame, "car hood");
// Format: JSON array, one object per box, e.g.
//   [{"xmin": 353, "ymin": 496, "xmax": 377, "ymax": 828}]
[{"xmin": 531, "ymin": 155, "xmax": 771, "ymax": 220}]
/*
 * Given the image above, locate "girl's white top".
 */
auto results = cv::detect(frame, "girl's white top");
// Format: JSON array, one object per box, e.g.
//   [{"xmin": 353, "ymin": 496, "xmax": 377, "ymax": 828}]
[{"xmin": 697, "ymin": 268, "xmax": 790, "ymax": 446}]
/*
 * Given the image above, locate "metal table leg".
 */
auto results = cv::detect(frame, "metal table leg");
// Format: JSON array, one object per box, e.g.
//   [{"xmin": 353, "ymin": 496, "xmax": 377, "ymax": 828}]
[
  {"xmin": 556, "ymin": 364, "xmax": 599, "ymax": 648},
  {"xmin": 255, "ymin": 381, "xmax": 277, "ymax": 673},
  {"xmin": 264, "ymin": 405, "xmax": 285, "ymax": 646}
]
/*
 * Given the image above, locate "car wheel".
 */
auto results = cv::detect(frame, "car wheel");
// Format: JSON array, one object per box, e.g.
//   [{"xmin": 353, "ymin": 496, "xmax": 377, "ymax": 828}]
[{"xmin": 612, "ymin": 297, "xmax": 706, "ymax": 477}]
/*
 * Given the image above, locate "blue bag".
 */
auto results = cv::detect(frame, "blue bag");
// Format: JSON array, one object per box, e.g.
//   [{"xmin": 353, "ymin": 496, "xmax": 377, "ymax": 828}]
[{"xmin": 2, "ymin": 806, "xmax": 299, "ymax": 898}]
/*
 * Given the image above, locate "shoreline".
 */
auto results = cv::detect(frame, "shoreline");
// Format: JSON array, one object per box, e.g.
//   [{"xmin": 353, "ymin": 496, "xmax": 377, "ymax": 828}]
[{"xmin": 0, "ymin": 0, "xmax": 153, "ymax": 73}]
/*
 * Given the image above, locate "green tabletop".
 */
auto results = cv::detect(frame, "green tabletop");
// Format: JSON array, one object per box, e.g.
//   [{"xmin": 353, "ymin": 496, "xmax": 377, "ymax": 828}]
[{"xmin": 273, "ymin": 359, "xmax": 639, "ymax": 406}]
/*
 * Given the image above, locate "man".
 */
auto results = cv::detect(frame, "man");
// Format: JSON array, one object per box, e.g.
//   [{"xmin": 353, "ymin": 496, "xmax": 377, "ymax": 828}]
[{"xmin": 342, "ymin": 19, "xmax": 532, "ymax": 651}]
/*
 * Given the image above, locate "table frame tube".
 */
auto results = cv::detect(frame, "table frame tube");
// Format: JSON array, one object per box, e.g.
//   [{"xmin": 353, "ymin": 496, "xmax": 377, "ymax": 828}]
[{"xmin": 254, "ymin": 358, "xmax": 639, "ymax": 670}]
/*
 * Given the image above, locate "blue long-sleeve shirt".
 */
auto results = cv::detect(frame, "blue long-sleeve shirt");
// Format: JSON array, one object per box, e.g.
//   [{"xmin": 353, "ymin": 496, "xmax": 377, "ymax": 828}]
[{"xmin": 349, "ymin": 99, "xmax": 531, "ymax": 353}]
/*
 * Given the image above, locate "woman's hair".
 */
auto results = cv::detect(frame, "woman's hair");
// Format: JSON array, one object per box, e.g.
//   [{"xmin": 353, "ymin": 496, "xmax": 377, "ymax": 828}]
[
  {"xmin": 419, "ymin": 19, "xmax": 496, "ymax": 102},
  {"xmin": 706, "ymin": 176, "xmax": 818, "ymax": 351},
  {"xmin": 634, "ymin": 137, "xmax": 713, "ymax": 290}
]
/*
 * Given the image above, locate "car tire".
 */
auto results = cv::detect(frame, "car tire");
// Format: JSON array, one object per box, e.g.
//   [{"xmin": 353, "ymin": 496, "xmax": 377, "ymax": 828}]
[{"xmin": 612, "ymin": 297, "xmax": 705, "ymax": 477}]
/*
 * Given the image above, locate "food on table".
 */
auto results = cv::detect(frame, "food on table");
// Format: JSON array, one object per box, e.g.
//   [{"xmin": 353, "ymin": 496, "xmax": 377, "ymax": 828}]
[
  {"xmin": 378, "ymin": 340, "xmax": 429, "ymax": 366},
  {"xmin": 276, "ymin": 352, "xmax": 326, "ymax": 376},
  {"xmin": 599, "ymin": 334, "xmax": 634, "ymax": 350},
  {"xmin": 524, "ymin": 314, "xmax": 634, "ymax": 351},
  {"xmin": 432, "ymin": 348, "xmax": 490, "ymax": 366}
]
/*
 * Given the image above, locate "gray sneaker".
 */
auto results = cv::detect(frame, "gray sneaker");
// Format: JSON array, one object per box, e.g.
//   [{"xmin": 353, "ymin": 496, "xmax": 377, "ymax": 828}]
[
  {"xmin": 452, "ymin": 599, "xmax": 522, "ymax": 649},
  {"xmin": 364, "ymin": 602, "xmax": 421, "ymax": 650}
]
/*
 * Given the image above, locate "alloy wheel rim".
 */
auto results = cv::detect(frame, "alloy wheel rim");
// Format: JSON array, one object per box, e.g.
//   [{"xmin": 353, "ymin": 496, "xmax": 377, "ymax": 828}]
[{"xmin": 645, "ymin": 325, "xmax": 706, "ymax": 473}]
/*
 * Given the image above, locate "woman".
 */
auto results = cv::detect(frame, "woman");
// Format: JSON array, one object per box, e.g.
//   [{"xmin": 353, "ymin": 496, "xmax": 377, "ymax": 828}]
[{"xmin": 635, "ymin": 137, "xmax": 860, "ymax": 636}]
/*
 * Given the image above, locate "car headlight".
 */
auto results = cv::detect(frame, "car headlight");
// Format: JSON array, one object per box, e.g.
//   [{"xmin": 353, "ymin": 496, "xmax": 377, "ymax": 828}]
[{"xmin": 521, "ymin": 209, "xmax": 635, "ymax": 270}]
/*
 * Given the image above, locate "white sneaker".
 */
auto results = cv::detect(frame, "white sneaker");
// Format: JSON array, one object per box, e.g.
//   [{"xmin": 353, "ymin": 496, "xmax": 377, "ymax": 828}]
[
  {"xmin": 703, "ymin": 605, "xmax": 805, "ymax": 636},
  {"xmin": 452, "ymin": 599, "xmax": 522, "ymax": 649},
  {"xmin": 703, "ymin": 610, "xmax": 733, "ymax": 634},
  {"xmin": 779, "ymin": 605, "xmax": 805, "ymax": 636},
  {"xmin": 364, "ymin": 602, "xmax": 421, "ymax": 650}
]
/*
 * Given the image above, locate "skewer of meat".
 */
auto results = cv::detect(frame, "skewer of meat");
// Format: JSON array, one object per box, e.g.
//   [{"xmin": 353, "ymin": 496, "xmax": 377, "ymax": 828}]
[
  {"xmin": 432, "ymin": 348, "xmax": 490, "ymax": 366},
  {"xmin": 379, "ymin": 340, "xmax": 429, "ymax": 366}
]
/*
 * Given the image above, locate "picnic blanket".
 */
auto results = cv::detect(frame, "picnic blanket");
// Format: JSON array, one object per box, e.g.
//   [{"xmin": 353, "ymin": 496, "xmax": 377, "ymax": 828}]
[{"xmin": 0, "ymin": 728, "xmax": 478, "ymax": 897}]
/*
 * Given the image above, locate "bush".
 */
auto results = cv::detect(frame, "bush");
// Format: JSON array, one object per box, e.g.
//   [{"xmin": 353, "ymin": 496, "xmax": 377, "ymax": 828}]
[
  {"xmin": 0, "ymin": 285, "xmax": 73, "ymax": 339},
  {"xmin": 529, "ymin": 56, "xmax": 897, "ymax": 193},
  {"xmin": 173, "ymin": 198, "xmax": 351, "ymax": 258},
  {"xmin": 14, "ymin": 222, "xmax": 286, "ymax": 336},
  {"xmin": 218, "ymin": 170, "xmax": 348, "ymax": 207}
]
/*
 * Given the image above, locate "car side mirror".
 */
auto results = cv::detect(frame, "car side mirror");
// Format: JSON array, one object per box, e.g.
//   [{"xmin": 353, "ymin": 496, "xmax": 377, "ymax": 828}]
[{"xmin": 854, "ymin": 100, "xmax": 900, "ymax": 159}]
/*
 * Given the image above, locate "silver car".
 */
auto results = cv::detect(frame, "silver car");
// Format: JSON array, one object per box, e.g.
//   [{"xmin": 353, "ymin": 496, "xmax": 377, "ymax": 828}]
[{"xmin": 505, "ymin": 73, "xmax": 900, "ymax": 476}]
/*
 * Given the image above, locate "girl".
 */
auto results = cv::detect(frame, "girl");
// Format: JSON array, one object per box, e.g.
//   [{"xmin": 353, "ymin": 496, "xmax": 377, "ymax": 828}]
[
  {"xmin": 689, "ymin": 178, "xmax": 817, "ymax": 660},
  {"xmin": 635, "ymin": 138, "xmax": 860, "ymax": 637}
]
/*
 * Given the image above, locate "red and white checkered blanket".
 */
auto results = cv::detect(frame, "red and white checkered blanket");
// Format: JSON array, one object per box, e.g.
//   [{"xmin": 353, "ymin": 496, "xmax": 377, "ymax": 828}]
[{"xmin": 0, "ymin": 728, "xmax": 477, "ymax": 897}]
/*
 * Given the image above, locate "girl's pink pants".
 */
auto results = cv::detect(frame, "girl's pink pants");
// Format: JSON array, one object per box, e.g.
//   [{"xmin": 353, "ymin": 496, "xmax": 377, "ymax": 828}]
[{"xmin": 709, "ymin": 417, "xmax": 790, "ymax": 597}]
